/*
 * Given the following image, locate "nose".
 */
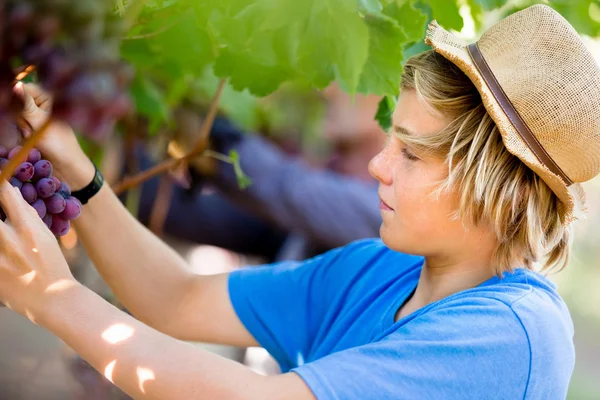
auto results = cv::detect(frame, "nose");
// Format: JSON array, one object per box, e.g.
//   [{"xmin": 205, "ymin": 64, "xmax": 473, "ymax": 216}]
[{"xmin": 368, "ymin": 141, "xmax": 393, "ymax": 186}]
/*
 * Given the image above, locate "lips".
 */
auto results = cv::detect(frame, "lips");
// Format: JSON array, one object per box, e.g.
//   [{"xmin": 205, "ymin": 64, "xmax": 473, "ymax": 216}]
[{"xmin": 379, "ymin": 197, "xmax": 393, "ymax": 211}]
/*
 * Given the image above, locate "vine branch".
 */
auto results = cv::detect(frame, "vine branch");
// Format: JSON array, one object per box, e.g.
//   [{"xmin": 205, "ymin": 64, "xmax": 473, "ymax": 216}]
[{"xmin": 112, "ymin": 79, "xmax": 227, "ymax": 194}]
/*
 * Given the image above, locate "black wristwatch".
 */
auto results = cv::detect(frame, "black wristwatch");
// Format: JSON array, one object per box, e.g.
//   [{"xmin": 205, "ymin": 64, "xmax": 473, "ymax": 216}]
[{"xmin": 71, "ymin": 163, "xmax": 104, "ymax": 205}]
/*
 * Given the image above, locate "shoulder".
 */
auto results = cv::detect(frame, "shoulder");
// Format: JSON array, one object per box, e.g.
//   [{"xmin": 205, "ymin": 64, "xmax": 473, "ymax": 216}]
[{"xmin": 403, "ymin": 269, "xmax": 574, "ymax": 397}]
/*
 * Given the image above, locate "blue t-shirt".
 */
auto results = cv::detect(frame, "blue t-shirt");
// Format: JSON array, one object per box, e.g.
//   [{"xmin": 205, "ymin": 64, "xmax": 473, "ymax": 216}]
[{"xmin": 228, "ymin": 239, "xmax": 575, "ymax": 399}]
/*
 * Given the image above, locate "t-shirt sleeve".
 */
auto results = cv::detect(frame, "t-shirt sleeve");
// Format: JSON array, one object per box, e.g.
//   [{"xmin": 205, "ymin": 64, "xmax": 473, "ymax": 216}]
[
  {"xmin": 228, "ymin": 239, "xmax": 386, "ymax": 372},
  {"xmin": 292, "ymin": 296, "xmax": 532, "ymax": 400}
]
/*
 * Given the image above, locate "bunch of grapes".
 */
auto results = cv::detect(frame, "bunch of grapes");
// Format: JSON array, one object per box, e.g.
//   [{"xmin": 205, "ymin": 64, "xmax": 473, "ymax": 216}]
[
  {"xmin": 0, "ymin": 145, "xmax": 81, "ymax": 236},
  {"xmin": 0, "ymin": 0, "xmax": 132, "ymax": 140}
]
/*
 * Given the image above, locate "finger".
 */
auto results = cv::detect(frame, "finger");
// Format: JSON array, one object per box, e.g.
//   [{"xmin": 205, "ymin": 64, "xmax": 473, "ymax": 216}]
[
  {"xmin": 13, "ymin": 83, "xmax": 51, "ymax": 130},
  {"xmin": 16, "ymin": 116, "xmax": 32, "ymax": 139},
  {"xmin": 19, "ymin": 83, "xmax": 53, "ymax": 110},
  {"xmin": 0, "ymin": 180, "xmax": 37, "ymax": 230}
]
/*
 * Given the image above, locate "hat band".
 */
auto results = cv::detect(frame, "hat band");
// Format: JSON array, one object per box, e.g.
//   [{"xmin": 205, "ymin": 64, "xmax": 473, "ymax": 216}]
[{"xmin": 467, "ymin": 42, "xmax": 573, "ymax": 187}]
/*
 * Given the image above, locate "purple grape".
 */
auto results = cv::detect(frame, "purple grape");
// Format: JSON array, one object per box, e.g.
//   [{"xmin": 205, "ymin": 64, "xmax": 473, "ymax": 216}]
[
  {"xmin": 0, "ymin": 158, "xmax": 9, "ymax": 171},
  {"xmin": 21, "ymin": 182, "xmax": 37, "ymax": 203},
  {"xmin": 60, "ymin": 196, "xmax": 81, "ymax": 220},
  {"xmin": 14, "ymin": 162, "xmax": 34, "ymax": 182},
  {"xmin": 9, "ymin": 177, "xmax": 22, "ymax": 189},
  {"xmin": 33, "ymin": 160, "xmax": 53, "ymax": 181},
  {"xmin": 35, "ymin": 177, "xmax": 56, "ymax": 198},
  {"xmin": 27, "ymin": 148, "xmax": 41, "ymax": 164},
  {"xmin": 45, "ymin": 193, "xmax": 66, "ymax": 214},
  {"xmin": 51, "ymin": 176, "xmax": 61, "ymax": 188},
  {"xmin": 50, "ymin": 215, "xmax": 70, "ymax": 236},
  {"xmin": 0, "ymin": 146, "xmax": 7, "ymax": 158},
  {"xmin": 58, "ymin": 182, "xmax": 71, "ymax": 198},
  {"xmin": 31, "ymin": 198, "xmax": 47, "ymax": 219},
  {"xmin": 42, "ymin": 213, "xmax": 52, "ymax": 229},
  {"xmin": 8, "ymin": 146, "xmax": 26, "ymax": 162}
]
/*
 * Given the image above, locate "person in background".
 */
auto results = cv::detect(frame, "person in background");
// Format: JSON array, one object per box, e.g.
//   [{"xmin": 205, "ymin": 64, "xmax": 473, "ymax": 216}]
[{"xmin": 133, "ymin": 85, "xmax": 385, "ymax": 261}]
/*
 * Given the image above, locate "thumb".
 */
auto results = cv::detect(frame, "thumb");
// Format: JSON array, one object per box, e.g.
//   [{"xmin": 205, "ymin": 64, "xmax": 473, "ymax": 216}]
[{"xmin": 13, "ymin": 82, "xmax": 49, "ymax": 131}]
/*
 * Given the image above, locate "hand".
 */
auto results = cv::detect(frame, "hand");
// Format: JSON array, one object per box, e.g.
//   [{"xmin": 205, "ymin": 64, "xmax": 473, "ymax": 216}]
[
  {"xmin": 0, "ymin": 179, "xmax": 79, "ymax": 322},
  {"xmin": 13, "ymin": 82, "xmax": 95, "ymax": 190}
]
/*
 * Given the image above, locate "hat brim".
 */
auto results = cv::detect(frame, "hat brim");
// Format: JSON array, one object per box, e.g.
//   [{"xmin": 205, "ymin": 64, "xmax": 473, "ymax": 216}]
[{"xmin": 425, "ymin": 21, "xmax": 586, "ymax": 224}]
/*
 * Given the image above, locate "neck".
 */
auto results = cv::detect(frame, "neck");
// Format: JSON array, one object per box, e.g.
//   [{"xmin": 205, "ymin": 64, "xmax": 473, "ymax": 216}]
[
  {"xmin": 415, "ymin": 257, "xmax": 495, "ymax": 304},
  {"xmin": 396, "ymin": 250, "xmax": 497, "ymax": 322}
]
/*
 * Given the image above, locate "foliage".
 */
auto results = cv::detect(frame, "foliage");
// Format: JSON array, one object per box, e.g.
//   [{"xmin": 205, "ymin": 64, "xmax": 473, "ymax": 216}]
[{"xmin": 119, "ymin": 0, "xmax": 600, "ymax": 135}]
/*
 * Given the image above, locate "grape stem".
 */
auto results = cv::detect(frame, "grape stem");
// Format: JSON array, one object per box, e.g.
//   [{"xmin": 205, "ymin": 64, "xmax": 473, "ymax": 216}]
[
  {"xmin": 0, "ymin": 118, "xmax": 53, "ymax": 183},
  {"xmin": 112, "ymin": 79, "xmax": 227, "ymax": 195}
]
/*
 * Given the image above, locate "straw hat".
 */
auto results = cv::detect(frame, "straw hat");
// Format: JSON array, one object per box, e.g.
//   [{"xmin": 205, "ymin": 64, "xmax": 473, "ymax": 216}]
[{"xmin": 425, "ymin": 4, "xmax": 600, "ymax": 224}]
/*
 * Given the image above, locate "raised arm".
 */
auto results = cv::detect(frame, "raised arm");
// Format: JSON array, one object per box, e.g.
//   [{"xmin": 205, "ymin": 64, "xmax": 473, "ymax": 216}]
[{"xmin": 14, "ymin": 83, "xmax": 257, "ymax": 347}]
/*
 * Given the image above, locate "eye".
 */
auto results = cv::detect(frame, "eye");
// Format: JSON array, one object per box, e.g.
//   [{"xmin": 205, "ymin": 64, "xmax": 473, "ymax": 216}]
[{"xmin": 401, "ymin": 147, "xmax": 420, "ymax": 162}]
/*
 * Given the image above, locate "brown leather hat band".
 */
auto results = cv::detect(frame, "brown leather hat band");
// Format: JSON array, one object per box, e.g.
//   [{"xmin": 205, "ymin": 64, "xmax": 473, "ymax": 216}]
[{"xmin": 467, "ymin": 42, "xmax": 573, "ymax": 186}]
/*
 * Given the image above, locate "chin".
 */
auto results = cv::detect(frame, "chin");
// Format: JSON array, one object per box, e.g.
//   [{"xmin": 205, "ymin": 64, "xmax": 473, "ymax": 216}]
[{"xmin": 379, "ymin": 224, "xmax": 422, "ymax": 256}]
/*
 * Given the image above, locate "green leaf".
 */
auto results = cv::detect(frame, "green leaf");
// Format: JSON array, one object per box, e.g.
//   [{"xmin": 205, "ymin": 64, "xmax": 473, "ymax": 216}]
[
  {"xmin": 474, "ymin": 0, "xmax": 505, "ymax": 11},
  {"xmin": 375, "ymin": 95, "xmax": 397, "ymax": 131},
  {"xmin": 191, "ymin": 66, "xmax": 262, "ymax": 131},
  {"xmin": 130, "ymin": 74, "xmax": 170, "ymax": 134},
  {"xmin": 213, "ymin": 48, "xmax": 290, "ymax": 96},
  {"xmin": 549, "ymin": 0, "xmax": 600, "ymax": 37},
  {"xmin": 296, "ymin": 0, "xmax": 369, "ymax": 93},
  {"xmin": 466, "ymin": 0, "xmax": 485, "ymax": 32},
  {"xmin": 359, "ymin": 0, "xmax": 384, "ymax": 13},
  {"xmin": 428, "ymin": 0, "xmax": 463, "ymax": 31},
  {"xmin": 358, "ymin": 12, "xmax": 406, "ymax": 96},
  {"xmin": 383, "ymin": 0, "xmax": 429, "ymax": 44}
]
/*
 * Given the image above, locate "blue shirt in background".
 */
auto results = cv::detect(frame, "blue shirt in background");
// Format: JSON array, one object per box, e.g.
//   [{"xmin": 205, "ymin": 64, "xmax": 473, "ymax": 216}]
[{"xmin": 229, "ymin": 239, "xmax": 575, "ymax": 399}]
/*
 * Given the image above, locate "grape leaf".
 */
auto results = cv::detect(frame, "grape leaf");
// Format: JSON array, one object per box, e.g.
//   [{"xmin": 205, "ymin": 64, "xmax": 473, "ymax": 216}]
[
  {"xmin": 474, "ymin": 0, "xmax": 505, "ymax": 10},
  {"xmin": 358, "ymin": 12, "xmax": 406, "ymax": 96},
  {"xmin": 191, "ymin": 66, "xmax": 262, "ymax": 130},
  {"xmin": 427, "ymin": 0, "xmax": 464, "ymax": 31},
  {"xmin": 213, "ymin": 48, "xmax": 291, "ymax": 96},
  {"xmin": 296, "ymin": 0, "xmax": 369, "ymax": 93},
  {"xmin": 359, "ymin": 0, "xmax": 384, "ymax": 13},
  {"xmin": 375, "ymin": 95, "xmax": 397, "ymax": 131},
  {"xmin": 550, "ymin": 0, "xmax": 600, "ymax": 37},
  {"xmin": 384, "ymin": 0, "xmax": 429, "ymax": 44},
  {"xmin": 130, "ymin": 74, "xmax": 170, "ymax": 133}
]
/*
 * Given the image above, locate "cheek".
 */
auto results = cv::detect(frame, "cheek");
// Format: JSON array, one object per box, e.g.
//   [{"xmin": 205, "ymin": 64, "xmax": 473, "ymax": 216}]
[{"xmin": 391, "ymin": 164, "xmax": 456, "ymax": 230}]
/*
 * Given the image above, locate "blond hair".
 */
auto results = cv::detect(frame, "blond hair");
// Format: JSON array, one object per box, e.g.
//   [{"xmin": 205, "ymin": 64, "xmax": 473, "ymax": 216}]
[{"xmin": 397, "ymin": 50, "xmax": 572, "ymax": 275}]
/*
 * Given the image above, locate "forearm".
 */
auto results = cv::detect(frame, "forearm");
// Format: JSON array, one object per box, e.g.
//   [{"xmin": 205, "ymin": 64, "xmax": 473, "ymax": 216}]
[
  {"xmin": 71, "ymin": 180, "xmax": 198, "ymax": 329},
  {"xmin": 43, "ymin": 285, "xmax": 272, "ymax": 400}
]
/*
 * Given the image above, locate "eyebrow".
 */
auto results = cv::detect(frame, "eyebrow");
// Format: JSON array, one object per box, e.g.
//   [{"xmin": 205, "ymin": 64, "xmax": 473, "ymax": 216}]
[{"xmin": 393, "ymin": 125, "xmax": 417, "ymax": 136}]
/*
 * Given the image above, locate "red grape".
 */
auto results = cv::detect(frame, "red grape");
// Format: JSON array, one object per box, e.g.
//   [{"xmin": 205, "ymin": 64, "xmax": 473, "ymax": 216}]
[
  {"xmin": 21, "ymin": 182, "xmax": 37, "ymax": 203},
  {"xmin": 31, "ymin": 198, "xmax": 47, "ymax": 219},
  {"xmin": 45, "ymin": 193, "xmax": 66, "ymax": 214},
  {"xmin": 50, "ymin": 215, "xmax": 70, "ymax": 236},
  {"xmin": 36, "ymin": 177, "xmax": 56, "ymax": 198},
  {"xmin": 61, "ymin": 196, "xmax": 82, "ymax": 220},
  {"xmin": 33, "ymin": 159, "xmax": 53, "ymax": 180},
  {"xmin": 27, "ymin": 148, "xmax": 41, "ymax": 164},
  {"xmin": 15, "ymin": 162, "xmax": 34, "ymax": 182}
]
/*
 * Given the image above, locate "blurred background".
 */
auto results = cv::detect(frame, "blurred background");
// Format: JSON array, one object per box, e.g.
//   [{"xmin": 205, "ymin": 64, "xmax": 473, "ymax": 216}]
[{"xmin": 0, "ymin": 0, "xmax": 599, "ymax": 399}]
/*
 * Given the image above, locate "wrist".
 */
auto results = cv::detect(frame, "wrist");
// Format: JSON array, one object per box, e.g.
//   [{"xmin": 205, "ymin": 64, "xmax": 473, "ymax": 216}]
[
  {"xmin": 36, "ymin": 280, "xmax": 88, "ymax": 329},
  {"xmin": 54, "ymin": 152, "xmax": 96, "ymax": 191}
]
